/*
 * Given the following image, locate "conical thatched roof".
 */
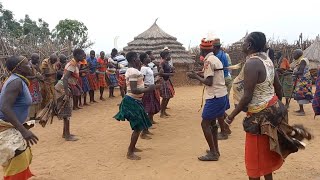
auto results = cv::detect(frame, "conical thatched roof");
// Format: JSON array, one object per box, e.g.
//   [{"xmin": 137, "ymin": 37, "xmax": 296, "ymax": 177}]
[
  {"xmin": 123, "ymin": 20, "xmax": 194, "ymax": 64},
  {"xmin": 304, "ymin": 36, "xmax": 320, "ymax": 69}
]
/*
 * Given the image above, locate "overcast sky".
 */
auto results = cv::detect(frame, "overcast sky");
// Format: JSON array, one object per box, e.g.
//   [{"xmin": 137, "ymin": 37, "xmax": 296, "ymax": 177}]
[{"xmin": 2, "ymin": 0, "xmax": 320, "ymax": 53}]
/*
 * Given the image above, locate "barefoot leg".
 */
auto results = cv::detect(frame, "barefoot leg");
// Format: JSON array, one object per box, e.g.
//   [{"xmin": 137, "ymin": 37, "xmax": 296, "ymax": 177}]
[{"xmin": 127, "ymin": 130, "xmax": 142, "ymax": 160}]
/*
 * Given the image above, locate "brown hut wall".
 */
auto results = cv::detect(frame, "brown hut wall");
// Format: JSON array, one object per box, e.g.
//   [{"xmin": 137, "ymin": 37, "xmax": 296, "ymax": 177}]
[{"xmin": 170, "ymin": 63, "xmax": 198, "ymax": 87}]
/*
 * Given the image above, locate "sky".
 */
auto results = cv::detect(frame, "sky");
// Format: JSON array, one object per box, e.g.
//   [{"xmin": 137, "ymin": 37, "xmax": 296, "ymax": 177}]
[{"xmin": 1, "ymin": 0, "xmax": 320, "ymax": 53}]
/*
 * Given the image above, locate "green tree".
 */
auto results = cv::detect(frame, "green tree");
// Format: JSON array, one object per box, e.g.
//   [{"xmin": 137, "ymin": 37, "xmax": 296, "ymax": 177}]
[
  {"xmin": 0, "ymin": 3, "xmax": 23, "ymax": 37},
  {"xmin": 52, "ymin": 19, "xmax": 93, "ymax": 51}
]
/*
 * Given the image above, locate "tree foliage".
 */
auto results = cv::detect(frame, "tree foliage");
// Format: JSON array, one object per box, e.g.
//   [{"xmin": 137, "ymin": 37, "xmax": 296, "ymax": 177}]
[{"xmin": 52, "ymin": 19, "xmax": 93, "ymax": 49}]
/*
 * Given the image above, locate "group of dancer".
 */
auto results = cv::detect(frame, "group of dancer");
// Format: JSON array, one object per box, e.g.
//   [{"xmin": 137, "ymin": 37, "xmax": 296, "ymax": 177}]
[
  {"xmin": 0, "ymin": 31, "xmax": 316, "ymax": 180},
  {"xmin": 0, "ymin": 46, "xmax": 176, "ymax": 178}
]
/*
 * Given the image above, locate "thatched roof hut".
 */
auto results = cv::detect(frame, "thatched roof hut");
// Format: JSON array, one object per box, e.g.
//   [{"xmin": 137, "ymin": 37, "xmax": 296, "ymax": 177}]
[
  {"xmin": 304, "ymin": 36, "xmax": 320, "ymax": 69},
  {"xmin": 123, "ymin": 20, "xmax": 194, "ymax": 65},
  {"xmin": 123, "ymin": 20, "xmax": 195, "ymax": 86}
]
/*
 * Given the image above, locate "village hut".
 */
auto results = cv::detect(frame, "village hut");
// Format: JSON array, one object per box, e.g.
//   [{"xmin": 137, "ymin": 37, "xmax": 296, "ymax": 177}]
[
  {"xmin": 123, "ymin": 19, "xmax": 195, "ymax": 86},
  {"xmin": 304, "ymin": 36, "xmax": 320, "ymax": 70}
]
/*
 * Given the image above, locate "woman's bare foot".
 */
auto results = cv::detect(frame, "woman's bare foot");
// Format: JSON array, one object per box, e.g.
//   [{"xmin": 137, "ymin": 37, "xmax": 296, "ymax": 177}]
[
  {"xmin": 160, "ymin": 113, "xmax": 168, "ymax": 118},
  {"xmin": 134, "ymin": 148, "xmax": 143, "ymax": 152},
  {"xmin": 140, "ymin": 133, "xmax": 152, "ymax": 140},
  {"xmin": 127, "ymin": 152, "xmax": 141, "ymax": 160}
]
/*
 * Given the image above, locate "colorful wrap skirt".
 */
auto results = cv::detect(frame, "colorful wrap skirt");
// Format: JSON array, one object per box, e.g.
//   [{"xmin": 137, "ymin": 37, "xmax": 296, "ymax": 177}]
[
  {"xmin": 54, "ymin": 81, "xmax": 73, "ymax": 119},
  {"xmin": 118, "ymin": 74, "xmax": 126, "ymax": 88},
  {"xmin": 313, "ymin": 69, "xmax": 320, "ymax": 116},
  {"xmin": 279, "ymin": 73, "xmax": 293, "ymax": 98},
  {"xmin": 107, "ymin": 73, "xmax": 118, "ymax": 87},
  {"xmin": 142, "ymin": 89, "xmax": 161, "ymax": 114},
  {"xmin": 70, "ymin": 83, "xmax": 82, "ymax": 96},
  {"xmin": 97, "ymin": 72, "xmax": 107, "ymax": 88},
  {"xmin": 293, "ymin": 76, "xmax": 313, "ymax": 103},
  {"xmin": 160, "ymin": 79, "xmax": 175, "ymax": 99},
  {"xmin": 88, "ymin": 73, "xmax": 99, "ymax": 91},
  {"xmin": 0, "ymin": 120, "xmax": 34, "ymax": 180},
  {"xmin": 243, "ymin": 99, "xmax": 311, "ymax": 178},
  {"xmin": 114, "ymin": 95, "xmax": 152, "ymax": 131},
  {"xmin": 81, "ymin": 75, "xmax": 91, "ymax": 93}
]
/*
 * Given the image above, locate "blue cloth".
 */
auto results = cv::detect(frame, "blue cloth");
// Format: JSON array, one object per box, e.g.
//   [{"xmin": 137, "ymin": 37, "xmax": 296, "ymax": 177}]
[
  {"xmin": 202, "ymin": 95, "xmax": 230, "ymax": 120},
  {"xmin": 0, "ymin": 74, "xmax": 32, "ymax": 124},
  {"xmin": 215, "ymin": 50, "xmax": 230, "ymax": 78},
  {"xmin": 81, "ymin": 76, "xmax": 91, "ymax": 93},
  {"xmin": 87, "ymin": 57, "xmax": 98, "ymax": 73},
  {"xmin": 108, "ymin": 73, "xmax": 118, "ymax": 87}
]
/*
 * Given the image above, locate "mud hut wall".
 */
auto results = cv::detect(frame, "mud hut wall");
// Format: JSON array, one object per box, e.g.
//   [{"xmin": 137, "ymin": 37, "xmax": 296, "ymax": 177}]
[{"xmin": 171, "ymin": 63, "xmax": 198, "ymax": 86}]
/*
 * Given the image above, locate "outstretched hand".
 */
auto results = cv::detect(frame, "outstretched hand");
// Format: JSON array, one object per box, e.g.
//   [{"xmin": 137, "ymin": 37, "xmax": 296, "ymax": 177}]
[
  {"xmin": 21, "ymin": 129, "xmax": 39, "ymax": 147},
  {"xmin": 187, "ymin": 71, "xmax": 198, "ymax": 79}
]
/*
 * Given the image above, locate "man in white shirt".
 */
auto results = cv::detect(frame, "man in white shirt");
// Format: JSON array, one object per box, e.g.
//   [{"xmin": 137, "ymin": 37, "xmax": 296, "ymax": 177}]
[{"xmin": 188, "ymin": 38, "xmax": 230, "ymax": 161}]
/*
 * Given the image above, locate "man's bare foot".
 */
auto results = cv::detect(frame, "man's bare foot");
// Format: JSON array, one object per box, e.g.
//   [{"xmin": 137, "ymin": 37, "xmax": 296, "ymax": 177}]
[
  {"xmin": 83, "ymin": 103, "xmax": 90, "ymax": 106},
  {"xmin": 65, "ymin": 135, "xmax": 79, "ymax": 141},
  {"xmin": 127, "ymin": 152, "xmax": 141, "ymax": 160},
  {"xmin": 140, "ymin": 133, "xmax": 152, "ymax": 140},
  {"xmin": 134, "ymin": 148, "xmax": 143, "ymax": 152}
]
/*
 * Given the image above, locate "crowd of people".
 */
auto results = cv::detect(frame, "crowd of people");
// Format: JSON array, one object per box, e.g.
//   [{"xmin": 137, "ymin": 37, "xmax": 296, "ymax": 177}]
[
  {"xmin": 0, "ymin": 32, "xmax": 316, "ymax": 180},
  {"xmin": 0, "ymin": 46, "xmax": 177, "ymax": 179}
]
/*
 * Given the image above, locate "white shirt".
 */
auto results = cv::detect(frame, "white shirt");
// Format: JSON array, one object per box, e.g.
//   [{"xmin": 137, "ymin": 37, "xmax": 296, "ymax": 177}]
[
  {"xmin": 140, "ymin": 66, "xmax": 154, "ymax": 85},
  {"xmin": 203, "ymin": 52, "xmax": 227, "ymax": 99}
]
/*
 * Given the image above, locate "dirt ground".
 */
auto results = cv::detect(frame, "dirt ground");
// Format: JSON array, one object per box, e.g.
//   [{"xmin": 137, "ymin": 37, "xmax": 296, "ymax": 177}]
[{"xmin": 1, "ymin": 86, "xmax": 320, "ymax": 180}]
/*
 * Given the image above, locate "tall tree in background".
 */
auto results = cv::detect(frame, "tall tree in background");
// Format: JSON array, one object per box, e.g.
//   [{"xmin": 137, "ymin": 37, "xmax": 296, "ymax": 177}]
[
  {"xmin": 52, "ymin": 19, "xmax": 93, "ymax": 53},
  {"xmin": 0, "ymin": 3, "xmax": 23, "ymax": 38}
]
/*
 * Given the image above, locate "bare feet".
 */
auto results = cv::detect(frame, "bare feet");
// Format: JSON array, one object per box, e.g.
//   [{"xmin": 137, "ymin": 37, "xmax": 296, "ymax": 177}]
[
  {"xmin": 65, "ymin": 135, "xmax": 79, "ymax": 141},
  {"xmin": 83, "ymin": 103, "xmax": 90, "ymax": 106},
  {"xmin": 140, "ymin": 133, "xmax": 152, "ymax": 140},
  {"xmin": 164, "ymin": 112, "xmax": 170, "ymax": 116},
  {"xmin": 160, "ymin": 114, "xmax": 168, "ymax": 118},
  {"xmin": 127, "ymin": 152, "xmax": 141, "ymax": 160},
  {"xmin": 62, "ymin": 134, "xmax": 75, "ymax": 138},
  {"xmin": 144, "ymin": 131, "xmax": 154, "ymax": 135},
  {"xmin": 134, "ymin": 148, "xmax": 143, "ymax": 152}
]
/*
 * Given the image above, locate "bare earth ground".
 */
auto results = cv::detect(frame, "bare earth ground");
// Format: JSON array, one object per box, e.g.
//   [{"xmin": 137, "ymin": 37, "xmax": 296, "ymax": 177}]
[{"xmin": 1, "ymin": 86, "xmax": 320, "ymax": 180}]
